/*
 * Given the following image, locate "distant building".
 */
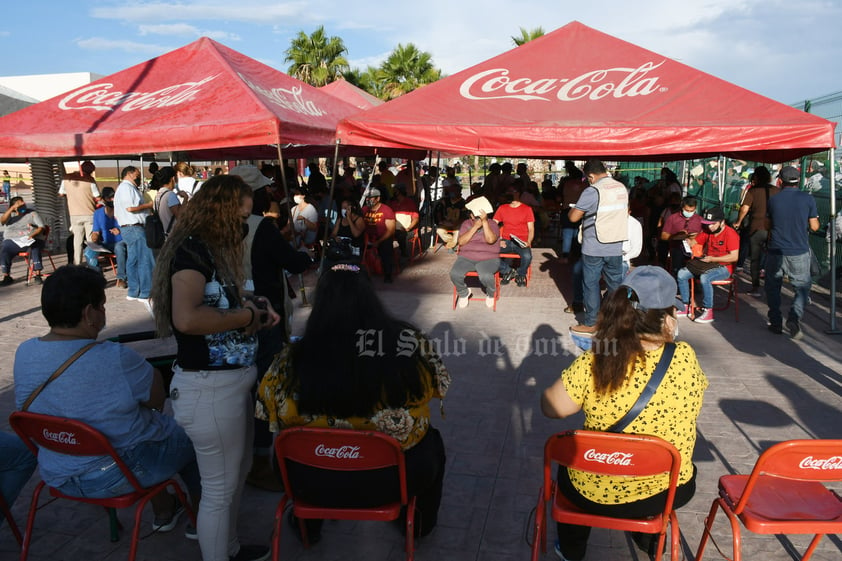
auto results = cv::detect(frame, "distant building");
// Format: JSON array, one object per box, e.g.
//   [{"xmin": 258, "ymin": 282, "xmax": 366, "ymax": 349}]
[
  {"xmin": 0, "ymin": 72, "xmax": 103, "ymax": 102},
  {"xmin": 0, "ymin": 84, "xmax": 36, "ymax": 117}
]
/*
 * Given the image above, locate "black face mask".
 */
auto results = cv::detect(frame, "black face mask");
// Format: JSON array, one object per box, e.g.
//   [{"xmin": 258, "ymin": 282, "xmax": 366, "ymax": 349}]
[
  {"xmin": 104, "ymin": 201, "xmax": 114, "ymax": 208},
  {"xmin": 241, "ymin": 222, "xmax": 250, "ymax": 239}
]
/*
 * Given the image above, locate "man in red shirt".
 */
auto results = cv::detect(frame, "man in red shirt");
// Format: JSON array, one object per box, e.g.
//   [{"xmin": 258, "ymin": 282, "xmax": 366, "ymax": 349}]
[
  {"xmin": 676, "ymin": 207, "xmax": 739, "ymax": 323},
  {"xmin": 362, "ymin": 188, "xmax": 397, "ymax": 283},
  {"xmin": 494, "ymin": 185, "xmax": 534, "ymax": 287}
]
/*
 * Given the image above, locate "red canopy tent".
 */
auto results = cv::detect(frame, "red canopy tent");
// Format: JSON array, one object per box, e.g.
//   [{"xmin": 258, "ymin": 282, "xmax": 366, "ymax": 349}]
[
  {"xmin": 319, "ymin": 79, "xmax": 383, "ymax": 111},
  {"xmin": 337, "ymin": 21, "xmax": 836, "ymax": 163},
  {"xmin": 0, "ymin": 37, "xmax": 362, "ymax": 160}
]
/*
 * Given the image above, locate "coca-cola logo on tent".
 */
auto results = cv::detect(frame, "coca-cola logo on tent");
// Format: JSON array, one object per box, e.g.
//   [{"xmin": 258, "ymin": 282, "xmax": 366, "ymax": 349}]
[
  {"xmin": 459, "ymin": 61, "xmax": 666, "ymax": 102},
  {"xmin": 583, "ymin": 448, "xmax": 634, "ymax": 466},
  {"xmin": 58, "ymin": 75, "xmax": 220, "ymax": 112},
  {"xmin": 42, "ymin": 429, "xmax": 78, "ymax": 445},
  {"xmin": 238, "ymin": 73, "xmax": 326, "ymax": 117}
]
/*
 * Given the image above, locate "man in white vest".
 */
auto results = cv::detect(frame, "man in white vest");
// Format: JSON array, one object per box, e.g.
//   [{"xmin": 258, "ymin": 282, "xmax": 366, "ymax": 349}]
[{"xmin": 569, "ymin": 159, "xmax": 629, "ymax": 334}]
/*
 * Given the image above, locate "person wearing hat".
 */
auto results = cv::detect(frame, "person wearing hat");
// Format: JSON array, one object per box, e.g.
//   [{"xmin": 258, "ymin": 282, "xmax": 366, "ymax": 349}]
[
  {"xmin": 59, "ymin": 160, "xmax": 100, "ymax": 266},
  {"xmin": 676, "ymin": 206, "xmax": 739, "ymax": 323},
  {"xmin": 362, "ymin": 188, "xmax": 397, "ymax": 283},
  {"xmin": 543, "ymin": 266, "xmax": 707, "ymax": 561},
  {"xmin": 765, "ymin": 165, "xmax": 820, "ymax": 338}
]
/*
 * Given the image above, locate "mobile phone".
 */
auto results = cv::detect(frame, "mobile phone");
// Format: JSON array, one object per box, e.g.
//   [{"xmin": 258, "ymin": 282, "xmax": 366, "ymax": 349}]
[{"xmin": 253, "ymin": 298, "xmax": 269, "ymax": 324}]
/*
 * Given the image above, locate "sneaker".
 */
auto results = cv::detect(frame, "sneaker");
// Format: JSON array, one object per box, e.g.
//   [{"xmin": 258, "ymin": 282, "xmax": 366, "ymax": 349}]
[
  {"xmin": 747, "ymin": 286, "xmax": 762, "ymax": 297},
  {"xmin": 786, "ymin": 319, "xmax": 803, "ymax": 340},
  {"xmin": 571, "ymin": 324, "xmax": 597, "ymax": 334},
  {"xmin": 564, "ymin": 303, "xmax": 584, "ymax": 314},
  {"xmin": 140, "ymin": 298, "xmax": 154, "ymax": 317},
  {"xmin": 692, "ymin": 307, "xmax": 714, "ymax": 323},
  {"xmin": 126, "ymin": 295, "xmax": 140, "ymax": 301},
  {"xmin": 515, "ymin": 274, "xmax": 527, "ymax": 287},
  {"xmin": 31, "ymin": 274, "xmax": 43, "ymax": 285},
  {"xmin": 152, "ymin": 501, "xmax": 184, "ymax": 533},
  {"xmin": 229, "ymin": 544, "xmax": 271, "ymax": 561},
  {"xmin": 457, "ymin": 291, "xmax": 472, "ymax": 309},
  {"xmin": 768, "ymin": 323, "xmax": 783, "ymax": 335},
  {"xmin": 0, "ymin": 274, "xmax": 13, "ymax": 286},
  {"xmin": 674, "ymin": 303, "xmax": 690, "ymax": 318},
  {"xmin": 185, "ymin": 523, "xmax": 197, "ymax": 540},
  {"xmin": 485, "ymin": 295, "xmax": 495, "ymax": 309},
  {"xmin": 500, "ymin": 270, "xmax": 516, "ymax": 285}
]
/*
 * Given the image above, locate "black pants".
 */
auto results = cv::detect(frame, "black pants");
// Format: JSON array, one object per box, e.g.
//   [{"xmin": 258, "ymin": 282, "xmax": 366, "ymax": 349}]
[
  {"xmin": 555, "ymin": 465, "xmax": 697, "ymax": 561},
  {"xmin": 376, "ymin": 239, "xmax": 394, "ymax": 277},
  {"xmin": 286, "ymin": 427, "xmax": 445, "ymax": 537}
]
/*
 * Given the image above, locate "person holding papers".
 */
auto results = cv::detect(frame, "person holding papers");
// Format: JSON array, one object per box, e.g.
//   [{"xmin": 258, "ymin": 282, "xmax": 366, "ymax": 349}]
[
  {"xmin": 495, "ymin": 185, "xmax": 534, "ymax": 287},
  {"xmin": 1, "ymin": 196, "xmax": 46, "ymax": 286},
  {"xmin": 450, "ymin": 196, "xmax": 500, "ymax": 309}
]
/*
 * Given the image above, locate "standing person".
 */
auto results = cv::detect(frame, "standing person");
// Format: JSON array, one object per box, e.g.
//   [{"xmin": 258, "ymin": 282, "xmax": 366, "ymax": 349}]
[
  {"xmin": 175, "ymin": 162, "xmax": 201, "ymax": 202},
  {"xmin": 59, "ymin": 160, "xmax": 100, "ymax": 265},
  {"xmin": 114, "ymin": 166, "xmax": 155, "ymax": 309},
  {"xmin": 569, "ymin": 159, "xmax": 629, "ymax": 335},
  {"xmin": 765, "ymin": 165, "xmax": 820, "ymax": 338},
  {"xmin": 256, "ymin": 263, "xmax": 449, "ymax": 542},
  {"xmin": 0, "ymin": 196, "xmax": 46, "ymax": 286},
  {"xmin": 150, "ymin": 166, "xmax": 182, "ymax": 237},
  {"xmin": 733, "ymin": 166, "xmax": 780, "ymax": 296},
  {"xmin": 82, "ymin": 187, "xmax": 126, "ymax": 286},
  {"xmin": 305, "ymin": 162, "xmax": 327, "ymax": 193},
  {"xmin": 450, "ymin": 196, "xmax": 500, "ymax": 308},
  {"xmin": 151, "ymin": 174, "xmax": 280, "ymax": 561},
  {"xmin": 362, "ymin": 188, "xmax": 397, "ymax": 283},
  {"xmin": 542, "ymin": 266, "xmax": 707, "ymax": 561},
  {"xmin": 2, "ymin": 170, "xmax": 10, "ymax": 204},
  {"xmin": 290, "ymin": 188, "xmax": 319, "ymax": 250},
  {"xmin": 495, "ymin": 185, "xmax": 535, "ymax": 287},
  {"xmin": 559, "ymin": 162, "xmax": 587, "ymax": 263}
]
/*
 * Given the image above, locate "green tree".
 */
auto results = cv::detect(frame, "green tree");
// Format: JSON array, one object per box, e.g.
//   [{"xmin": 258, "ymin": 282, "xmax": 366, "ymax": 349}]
[
  {"xmin": 344, "ymin": 67, "xmax": 386, "ymax": 100},
  {"xmin": 285, "ymin": 26, "xmax": 350, "ymax": 86},
  {"xmin": 378, "ymin": 43, "xmax": 442, "ymax": 100},
  {"xmin": 512, "ymin": 26, "xmax": 545, "ymax": 46}
]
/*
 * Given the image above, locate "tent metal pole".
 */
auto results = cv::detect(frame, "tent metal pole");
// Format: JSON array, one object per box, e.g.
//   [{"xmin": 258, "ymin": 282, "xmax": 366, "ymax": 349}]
[
  {"xmin": 827, "ymin": 146, "xmax": 839, "ymax": 334},
  {"xmin": 318, "ymin": 139, "xmax": 341, "ymax": 275},
  {"xmin": 276, "ymin": 141, "xmax": 308, "ymax": 307}
]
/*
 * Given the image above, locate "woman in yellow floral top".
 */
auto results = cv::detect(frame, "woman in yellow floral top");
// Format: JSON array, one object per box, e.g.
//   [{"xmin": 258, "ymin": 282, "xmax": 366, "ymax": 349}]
[
  {"xmin": 256, "ymin": 262, "xmax": 449, "ymax": 541},
  {"xmin": 542, "ymin": 266, "xmax": 707, "ymax": 561}
]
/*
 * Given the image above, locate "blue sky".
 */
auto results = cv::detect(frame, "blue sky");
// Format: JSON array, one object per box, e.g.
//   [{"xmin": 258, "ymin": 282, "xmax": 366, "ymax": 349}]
[{"xmin": 1, "ymin": 0, "xmax": 839, "ymax": 105}]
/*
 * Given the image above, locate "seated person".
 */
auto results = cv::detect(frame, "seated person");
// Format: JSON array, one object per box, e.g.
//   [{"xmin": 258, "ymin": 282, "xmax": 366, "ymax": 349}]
[
  {"xmin": 257, "ymin": 263, "xmax": 449, "ymax": 541},
  {"xmin": 390, "ymin": 183, "xmax": 420, "ymax": 259},
  {"xmin": 330, "ymin": 198, "xmax": 366, "ymax": 261},
  {"xmin": 676, "ymin": 207, "xmax": 739, "ymax": 324},
  {"xmin": 542, "ymin": 266, "xmax": 707, "ymax": 561},
  {"xmin": 659, "ymin": 196, "xmax": 703, "ymax": 275},
  {"xmin": 83, "ymin": 187, "xmax": 126, "ymax": 282},
  {"xmin": 434, "ymin": 189, "xmax": 467, "ymax": 249},
  {"xmin": 0, "ymin": 431, "xmax": 36, "ymax": 520},
  {"xmin": 1, "ymin": 197, "xmax": 46, "ymax": 286},
  {"xmin": 13, "ymin": 265, "xmax": 200, "ymax": 532},
  {"xmin": 495, "ymin": 185, "xmax": 534, "ymax": 287},
  {"xmin": 450, "ymin": 197, "xmax": 500, "ymax": 309},
  {"xmin": 362, "ymin": 188, "xmax": 397, "ymax": 283}
]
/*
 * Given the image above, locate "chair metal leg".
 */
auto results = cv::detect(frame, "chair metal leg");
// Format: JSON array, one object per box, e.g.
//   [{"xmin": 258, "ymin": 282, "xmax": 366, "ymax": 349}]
[
  {"xmin": 695, "ymin": 498, "xmax": 721, "ymax": 561},
  {"xmin": 801, "ymin": 533, "xmax": 825, "ymax": 561}
]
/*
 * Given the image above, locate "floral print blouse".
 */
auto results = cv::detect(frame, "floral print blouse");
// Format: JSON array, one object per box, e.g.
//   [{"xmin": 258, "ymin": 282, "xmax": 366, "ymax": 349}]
[{"xmin": 255, "ymin": 328, "xmax": 450, "ymax": 451}]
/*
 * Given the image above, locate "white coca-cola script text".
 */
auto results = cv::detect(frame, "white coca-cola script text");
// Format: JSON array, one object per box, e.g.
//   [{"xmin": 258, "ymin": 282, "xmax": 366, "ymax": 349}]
[
  {"xmin": 58, "ymin": 75, "xmax": 219, "ymax": 112},
  {"xmin": 314, "ymin": 444, "xmax": 361, "ymax": 459},
  {"xmin": 42, "ymin": 429, "xmax": 78, "ymax": 445},
  {"xmin": 583, "ymin": 448, "xmax": 633, "ymax": 466},
  {"xmin": 238, "ymin": 73, "xmax": 326, "ymax": 117},
  {"xmin": 459, "ymin": 61, "xmax": 665, "ymax": 102},
  {"xmin": 799, "ymin": 456, "xmax": 842, "ymax": 470}
]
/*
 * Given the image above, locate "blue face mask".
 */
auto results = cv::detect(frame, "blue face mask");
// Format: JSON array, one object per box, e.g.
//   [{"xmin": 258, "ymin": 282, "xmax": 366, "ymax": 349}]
[{"xmin": 682, "ymin": 210, "xmax": 694, "ymax": 218}]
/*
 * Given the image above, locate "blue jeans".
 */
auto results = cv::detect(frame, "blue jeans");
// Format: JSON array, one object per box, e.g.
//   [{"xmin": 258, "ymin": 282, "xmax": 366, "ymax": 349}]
[
  {"xmin": 582, "ymin": 254, "xmax": 624, "ymax": 326},
  {"xmin": 765, "ymin": 251, "xmax": 811, "ymax": 327},
  {"xmin": 1, "ymin": 238, "xmax": 43, "ymax": 274},
  {"xmin": 677, "ymin": 265, "xmax": 731, "ymax": 309},
  {"xmin": 0, "ymin": 432, "xmax": 36, "ymax": 518},
  {"xmin": 120, "ymin": 225, "xmax": 155, "ymax": 298},
  {"xmin": 54, "ymin": 427, "xmax": 199, "ymax": 501},
  {"xmin": 498, "ymin": 239, "xmax": 532, "ymax": 276},
  {"xmin": 561, "ymin": 228, "xmax": 577, "ymax": 255}
]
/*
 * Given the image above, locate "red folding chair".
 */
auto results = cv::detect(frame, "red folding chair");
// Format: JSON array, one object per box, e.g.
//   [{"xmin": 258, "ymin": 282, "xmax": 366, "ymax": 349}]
[
  {"xmin": 9, "ymin": 411, "xmax": 195, "ymax": 561},
  {"xmin": 531, "ymin": 430, "xmax": 682, "ymax": 561},
  {"xmin": 689, "ymin": 275, "xmax": 739, "ymax": 321},
  {"xmin": 0, "ymin": 492, "xmax": 23, "ymax": 546},
  {"xmin": 272, "ymin": 427, "xmax": 417, "ymax": 561},
  {"xmin": 16, "ymin": 226, "xmax": 56, "ymax": 285},
  {"xmin": 451, "ymin": 270, "xmax": 500, "ymax": 311},
  {"xmin": 695, "ymin": 439, "xmax": 842, "ymax": 561}
]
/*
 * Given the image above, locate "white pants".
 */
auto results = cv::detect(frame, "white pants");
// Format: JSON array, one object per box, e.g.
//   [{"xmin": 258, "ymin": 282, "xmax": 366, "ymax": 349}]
[
  {"xmin": 69, "ymin": 215, "xmax": 93, "ymax": 266},
  {"xmin": 170, "ymin": 365, "xmax": 256, "ymax": 561}
]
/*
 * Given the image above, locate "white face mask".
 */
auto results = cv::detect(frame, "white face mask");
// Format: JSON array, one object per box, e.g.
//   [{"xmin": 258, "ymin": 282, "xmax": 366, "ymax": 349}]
[
  {"xmin": 341, "ymin": 208, "xmax": 348, "ymax": 218},
  {"xmin": 293, "ymin": 195, "xmax": 304, "ymax": 205}
]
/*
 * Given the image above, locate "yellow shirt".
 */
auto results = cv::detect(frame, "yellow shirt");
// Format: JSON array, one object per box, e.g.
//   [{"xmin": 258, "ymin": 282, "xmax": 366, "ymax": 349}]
[
  {"xmin": 255, "ymin": 329, "xmax": 450, "ymax": 451},
  {"xmin": 561, "ymin": 341, "xmax": 707, "ymax": 504}
]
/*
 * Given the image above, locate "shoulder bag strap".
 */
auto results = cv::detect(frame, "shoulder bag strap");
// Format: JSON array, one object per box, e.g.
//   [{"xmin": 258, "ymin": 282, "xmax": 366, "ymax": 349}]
[
  {"xmin": 606, "ymin": 342, "xmax": 676, "ymax": 433},
  {"xmin": 20, "ymin": 341, "xmax": 100, "ymax": 412}
]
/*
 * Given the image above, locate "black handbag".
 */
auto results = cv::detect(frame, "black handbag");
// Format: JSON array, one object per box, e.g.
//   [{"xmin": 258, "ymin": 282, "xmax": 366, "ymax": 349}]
[{"xmin": 685, "ymin": 258, "xmax": 721, "ymax": 277}]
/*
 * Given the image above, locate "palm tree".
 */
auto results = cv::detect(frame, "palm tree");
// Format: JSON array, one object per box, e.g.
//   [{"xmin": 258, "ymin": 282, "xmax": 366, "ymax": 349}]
[
  {"xmin": 284, "ymin": 26, "xmax": 350, "ymax": 87},
  {"xmin": 345, "ymin": 67, "xmax": 386, "ymax": 100},
  {"xmin": 378, "ymin": 43, "xmax": 442, "ymax": 100},
  {"xmin": 512, "ymin": 26, "xmax": 545, "ymax": 46}
]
